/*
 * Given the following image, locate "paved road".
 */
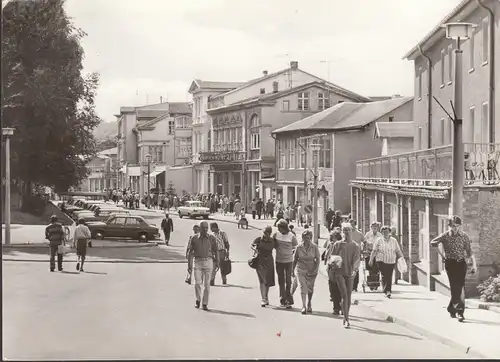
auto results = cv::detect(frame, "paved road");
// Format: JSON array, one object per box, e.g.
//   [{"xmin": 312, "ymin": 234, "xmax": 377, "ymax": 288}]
[{"xmin": 2, "ymin": 217, "xmax": 471, "ymax": 359}]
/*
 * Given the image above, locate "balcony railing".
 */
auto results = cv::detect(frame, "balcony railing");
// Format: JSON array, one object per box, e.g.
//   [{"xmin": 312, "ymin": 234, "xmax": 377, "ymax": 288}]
[
  {"xmin": 213, "ymin": 142, "xmax": 243, "ymax": 152},
  {"xmin": 355, "ymin": 143, "xmax": 500, "ymax": 185}
]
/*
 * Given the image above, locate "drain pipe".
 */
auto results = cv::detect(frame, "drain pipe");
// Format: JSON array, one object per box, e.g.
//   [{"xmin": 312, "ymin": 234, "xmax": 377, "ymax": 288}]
[
  {"xmin": 477, "ymin": 0, "xmax": 495, "ymax": 143},
  {"xmin": 418, "ymin": 45, "xmax": 433, "ymax": 149}
]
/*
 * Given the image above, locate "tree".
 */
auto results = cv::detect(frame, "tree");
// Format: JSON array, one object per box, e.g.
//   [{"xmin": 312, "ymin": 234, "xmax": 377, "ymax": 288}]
[{"xmin": 2, "ymin": 0, "xmax": 101, "ymax": 199}]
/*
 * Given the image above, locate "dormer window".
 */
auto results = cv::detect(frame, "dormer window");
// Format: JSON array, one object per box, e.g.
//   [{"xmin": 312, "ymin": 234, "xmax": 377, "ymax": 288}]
[
  {"xmin": 298, "ymin": 92, "xmax": 310, "ymax": 111},
  {"xmin": 260, "ymin": 88, "xmax": 265, "ymax": 94},
  {"xmin": 318, "ymin": 92, "xmax": 330, "ymax": 110}
]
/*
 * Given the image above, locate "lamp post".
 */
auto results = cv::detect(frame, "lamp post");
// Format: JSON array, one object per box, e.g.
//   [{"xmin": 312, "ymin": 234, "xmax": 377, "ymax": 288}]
[
  {"xmin": 310, "ymin": 142, "xmax": 322, "ymax": 245},
  {"xmin": 2, "ymin": 128, "xmax": 15, "ymax": 246},
  {"xmin": 146, "ymin": 153, "xmax": 152, "ymax": 208},
  {"xmin": 442, "ymin": 22, "xmax": 477, "ymax": 218}
]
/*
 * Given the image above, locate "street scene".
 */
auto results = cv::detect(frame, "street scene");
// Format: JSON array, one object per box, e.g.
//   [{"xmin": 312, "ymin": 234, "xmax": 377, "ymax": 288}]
[{"xmin": 2, "ymin": 0, "xmax": 500, "ymax": 360}]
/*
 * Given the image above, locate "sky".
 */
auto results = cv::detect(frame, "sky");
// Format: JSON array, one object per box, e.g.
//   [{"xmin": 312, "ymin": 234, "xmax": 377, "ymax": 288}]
[{"xmin": 64, "ymin": 0, "xmax": 461, "ymax": 123}]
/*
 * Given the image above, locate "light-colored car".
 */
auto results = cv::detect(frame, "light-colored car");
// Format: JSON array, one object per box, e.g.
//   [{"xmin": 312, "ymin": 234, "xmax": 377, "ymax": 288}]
[{"xmin": 178, "ymin": 201, "xmax": 210, "ymax": 219}]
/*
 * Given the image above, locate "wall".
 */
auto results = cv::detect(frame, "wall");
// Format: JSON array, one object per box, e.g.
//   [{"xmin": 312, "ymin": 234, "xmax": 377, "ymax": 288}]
[
  {"xmin": 387, "ymin": 138, "xmax": 414, "ymax": 155},
  {"xmin": 166, "ymin": 165, "xmax": 194, "ymax": 194},
  {"xmin": 124, "ymin": 114, "xmax": 138, "ymax": 164}
]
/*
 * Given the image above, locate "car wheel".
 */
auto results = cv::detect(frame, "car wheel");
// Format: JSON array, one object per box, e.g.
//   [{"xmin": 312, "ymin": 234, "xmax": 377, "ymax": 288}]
[
  {"xmin": 94, "ymin": 231, "xmax": 104, "ymax": 240},
  {"xmin": 138, "ymin": 232, "xmax": 148, "ymax": 242},
  {"xmin": 178, "ymin": 211, "xmax": 183, "ymax": 219},
  {"xmin": 188, "ymin": 213, "xmax": 193, "ymax": 219}
]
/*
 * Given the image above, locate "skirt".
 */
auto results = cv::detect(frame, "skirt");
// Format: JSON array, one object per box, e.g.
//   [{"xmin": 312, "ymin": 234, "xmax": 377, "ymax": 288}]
[
  {"xmin": 76, "ymin": 238, "xmax": 88, "ymax": 257},
  {"xmin": 256, "ymin": 254, "xmax": 275, "ymax": 287},
  {"xmin": 296, "ymin": 271, "xmax": 318, "ymax": 294}
]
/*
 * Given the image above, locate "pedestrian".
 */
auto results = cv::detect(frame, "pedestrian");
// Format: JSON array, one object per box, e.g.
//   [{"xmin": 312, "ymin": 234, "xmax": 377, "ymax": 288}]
[
  {"xmin": 331, "ymin": 223, "xmax": 361, "ymax": 329},
  {"xmin": 73, "ymin": 218, "xmax": 91, "ymax": 272},
  {"xmin": 210, "ymin": 222, "xmax": 230, "ymax": 286},
  {"xmin": 187, "ymin": 221, "xmax": 219, "ymax": 311},
  {"xmin": 323, "ymin": 229, "xmax": 343, "ymax": 314},
  {"xmin": 274, "ymin": 219, "xmax": 298, "ymax": 308},
  {"xmin": 430, "ymin": 216, "xmax": 477, "ymax": 322},
  {"xmin": 251, "ymin": 226, "xmax": 276, "ymax": 307},
  {"xmin": 45, "ymin": 215, "xmax": 66, "ymax": 272},
  {"xmin": 330, "ymin": 210, "xmax": 342, "ymax": 231},
  {"xmin": 363, "ymin": 221, "xmax": 382, "ymax": 289},
  {"xmin": 161, "ymin": 213, "xmax": 174, "ymax": 246},
  {"xmin": 369, "ymin": 225, "xmax": 403, "ymax": 298},
  {"xmin": 293, "ymin": 229, "xmax": 321, "ymax": 314},
  {"xmin": 349, "ymin": 219, "xmax": 365, "ymax": 292},
  {"xmin": 234, "ymin": 199, "xmax": 241, "ymax": 220},
  {"xmin": 185, "ymin": 224, "xmax": 200, "ymax": 284},
  {"xmin": 326, "ymin": 208, "xmax": 334, "ymax": 231},
  {"xmin": 297, "ymin": 202, "xmax": 304, "ymax": 226},
  {"xmin": 250, "ymin": 198, "xmax": 257, "ymax": 219},
  {"xmin": 256, "ymin": 198, "xmax": 264, "ymax": 219}
]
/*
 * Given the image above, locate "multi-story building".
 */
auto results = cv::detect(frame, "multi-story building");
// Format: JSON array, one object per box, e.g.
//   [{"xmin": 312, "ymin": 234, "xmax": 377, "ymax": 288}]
[
  {"xmin": 269, "ymin": 97, "xmax": 413, "ymax": 218},
  {"xmin": 350, "ymin": 0, "xmax": 500, "ymax": 296},
  {"xmin": 79, "ymin": 147, "xmax": 118, "ymax": 192},
  {"xmin": 116, "ymin": 102, "xmax": 191, "ymax": 194},
  {"xmin": 188, "ymin": 80, "xmax": 245, "ymax": 194}
]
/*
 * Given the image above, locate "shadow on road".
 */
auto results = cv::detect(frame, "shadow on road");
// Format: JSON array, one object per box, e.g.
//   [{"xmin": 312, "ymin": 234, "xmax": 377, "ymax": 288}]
[
  {"xmin": 206, "ymin": 309, "xmax": 255, "ymax": 318},
  {"xmin": 218, "ymin": 284, "xmax": 253, "ymax": 290},
  {"xmin": 349, "ymin": 324, "xmax": 422, "ymax": 340},
  {"xmin": 82, "ymin": 271, "xmax": 108, "ymax": 275},
  {"xmin": 60, "ymin": 270, "xmax": 79, "ymax": 275}
]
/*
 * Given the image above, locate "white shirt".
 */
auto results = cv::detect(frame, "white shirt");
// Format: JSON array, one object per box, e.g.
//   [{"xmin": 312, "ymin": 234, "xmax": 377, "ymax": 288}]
[{"xmin": 373, "ymin": 236, "xmax": 401, "ymax": 264}]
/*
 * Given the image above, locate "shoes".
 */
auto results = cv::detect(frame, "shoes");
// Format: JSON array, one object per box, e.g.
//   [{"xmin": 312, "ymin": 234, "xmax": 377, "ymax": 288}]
[
  {"xmin": 80, "ymin": 268, "xmax": 84, "ymax": 272},
  {"xmin": 195, "ymin": 300, "xmax": 200, "ymax": 309},
  {"xmin": 450, "ymin": 313, "xmax": 457, "ymax": 318},
  {"xmin": 458, "ymin": 314, "xmax": 465, "ymax": 322},
  {"xmin": 285, "ymin": 303, "xmax": 293, "ymax": 309},
  {"xmin": 210, "ymin": 280, "xmax": 215, "ymax": 286},
  {"xmin": 261, "ymin": 302, "xmax": 266, "ymax": 307},
  {"xmin": 58, "ymin": 268, "xmax": 63, "ymax": 272},
  {"xmin": 333, "ymin": 310, "xmax": 340, "ymax": 315},
  {"xmin": 386, "ymin": 293, "xmax": 392, "ymax": 299},
  {"xmin": 307, "ymin": 306, "xmax": 312, "ymax": 313},
  {"xmin": 280, "ymin": 303, "xmax": 286, "ymax": 308},
  {"xmin": 344, "ymin": 320, "xmax": 351, "ymax": 329},
  {"xmin": 50, "ymin": 269, "xmax": 55, "ymax": 272},
  {"xmin": 222, "ymin": 280, "xmax": 227, "ymax": 285},
  {"xmin": 301, "ymin": 308, "xmax": 306, "ymax": 315},
  {"xmin": 202, "ymin": 305, "xmax": 209, "ymax": 311},
  {"xmin": 185, "ymin": 278, "xmax": 191, "ymax": 285},
  {"xmin": 76, "ymin": 262, "xmax": 80, "ymax": 271}
]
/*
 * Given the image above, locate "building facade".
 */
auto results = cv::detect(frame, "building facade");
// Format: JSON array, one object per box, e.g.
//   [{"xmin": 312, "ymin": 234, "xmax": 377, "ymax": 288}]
[
  {"xmin": 79, "ymin": 147, "xmax": 118, "ymax": 192},
  {"xmin": 188, "ymin": 80, "xmax": 245, "ymax": 194},
  {"xmin": 271, "ymin": 97, "xmax": 413, "ymax": 217},
  {"xmin": 350, "ymin": 0, "xmax": 500, "ymax": 297}
]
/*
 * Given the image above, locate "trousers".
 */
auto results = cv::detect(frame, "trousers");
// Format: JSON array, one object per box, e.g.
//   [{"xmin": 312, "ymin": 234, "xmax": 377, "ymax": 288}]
[
  {"xmin": 49, "ymin": 245, "xmax": 63, "ymax": 271},
  {"xmin": 445, "ymin": 259, "xmax": 467, "ymax": 315},
  {"xmin": 335, "ymin": 274, "xmax": 354, "ymax": 320},
  {"xmin": 276, "ymin": 261, "xmax": 294, "ymax": 305},
  {"xmin": 194, "ymin": 257, "xmax": 214, "ymax": 305},
  {"xmin": 377, "ymin": 261, "xmax": 395, "ymax": 294},
  {"xmin": 211, "ymin": 250, "xmax": 227, "ymax": 283}
]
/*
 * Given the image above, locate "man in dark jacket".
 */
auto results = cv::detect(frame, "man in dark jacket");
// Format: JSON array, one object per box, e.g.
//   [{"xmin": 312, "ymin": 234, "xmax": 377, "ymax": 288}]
[
  {"xmin": 330, "ymin": 210, "xmax": 343, "ymax": 231},
  {"xmin": 161, "ymin": 213, "xmax": 174, "ymax": 245},
  {"xmin": 326, "ymin": 208, "xmax": 335, "ymax": 231},
  {"xmin": 256, "ymin": 198, "xmax": 264, "ymax": 219},
  {"xmin": 45, "ymin": 215, "xmax": 65, "ymax": 272}
]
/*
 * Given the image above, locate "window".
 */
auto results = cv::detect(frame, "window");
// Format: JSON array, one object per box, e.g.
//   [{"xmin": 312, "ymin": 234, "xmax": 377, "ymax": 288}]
[
  {"xmin": 298, "ymin": 139, "xmax": 306, "ymax": 168},
  {"xmin": 298, "ymin": 92, "xmax": 310, "ymax": 111},
  {"xmin": 418, "ymin": 210, "xmax": 429, "ymax": 261},
  {"xmin": 440, "ymin": 50, "xmax": 445, "ymax": 86},
  {"xmin": 318, "ymin": 92, "xmax": 330, "ymax": 110},
  {"xmin": 284, "ymin": 139, "xmax": 290, "ymax": 168},
  {"xmin": 482, "ymin": 101, "xmax": 489, "ymax": 143},
  {"xmin": 126, "ymin": 218, "xmax": 140, "ymax": 225},
  {"xmin": 416, "ymin": 127, "xmax": 422, "ymax": 150},
  {"xmin": 207, "ymin": 130, "xmax": 211, "ymax": 151},
  {"xmin": 417, "ymin": 70, "xmax": 423, "ymax": 99},
  {"xmin": 168, "ymin": 120, "xmax": 174, "ymax": 135},
  {"xmin": 177, "ymin": 138, "xmax": 191, "ymax": 157},
  {"xmin": 278, "ymin": 140, "xmax": 285, "ymax": 169},
  {"xmin": 440, "ymin": 118, "xmax": 445, "ymax": 146},
  {"xmin": 251, "ymin": 114, "xmax": 259, "ymax": 127},
  {"xmin": 482, "ymin": 18, "xmax": 489, "ymax": 64},
  {"xmin": 282, "ymin": 100, "xmax": 290, "ymax": 112},
  {"xmin": 369, "ymin": 198, "xmax": 377, "ymax": 225},
  {"xmin": 448, "ymin": 45, "xmax": 453, "ymax": 84},
  {"xmin": 156, "ymin": 146, "xmax": 163, "ymax": 162},
  {"xmin": 319, "ymin": 136, "xmax": 331, "ymax": 168},
  {"xmin": 469, "ymin": 106, "xmax": 475, "ymax": 143},
  {"xmin": 260, "ymin": 88, "xmax": 265, "ymax": 94},
  {"xmin": 289, "ymin": 139, "xmax": 295, "ymax": 168},
  {"xmin": 250, "ymin": 132, "xmax": 260, "ymax": 150},
  {"xmin": 175, "ymin": 116, "xmax": 191, "ymax": 129},
  {"xmin": 112, "ymin": 217, "xmax": 126, "ymax": 225},
  {"xmin": 469, "ymin": 31, "xmax": 475, "ymax": 70},
  {"xmin": 389, "ymin": 116, "xmax": 394, "ymax": 123},
  {"xmin": 390, "ymin": 204, "xmax": 398, "ymax": 229}
]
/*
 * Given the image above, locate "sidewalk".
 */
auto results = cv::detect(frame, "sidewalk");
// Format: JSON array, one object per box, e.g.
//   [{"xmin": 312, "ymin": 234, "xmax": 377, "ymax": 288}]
[{"xmin": 349, "ymin": 280, "xmax": 500, "ymax": 358}]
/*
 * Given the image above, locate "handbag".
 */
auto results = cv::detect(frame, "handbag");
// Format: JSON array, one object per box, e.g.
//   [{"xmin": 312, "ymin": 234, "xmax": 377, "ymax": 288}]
[
  {"xmin": 221, "ymin": 258, "xmax": 232, "ymax": 275},
  {"xmin": 248, "ymin": 249, "xmax": 259, "ymax": 269},
  {"xmin": 57, "ymin": 244, "xmax": 71, "ymax": 255},
  {"xmin": 397, "ymin": 257, "xmax": 408, "ymax": 274}
]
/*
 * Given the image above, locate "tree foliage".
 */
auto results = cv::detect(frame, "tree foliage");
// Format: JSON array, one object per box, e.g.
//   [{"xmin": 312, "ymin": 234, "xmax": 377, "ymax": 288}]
[{"xmin": 2, "ymin": 0, "xmax": 101, "ymax": 194}]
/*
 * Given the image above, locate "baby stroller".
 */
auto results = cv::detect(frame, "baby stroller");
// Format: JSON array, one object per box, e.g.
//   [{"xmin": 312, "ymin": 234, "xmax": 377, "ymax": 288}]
[{"xmin": 360, "ymin": 251, "xmax": 380, "ymax": 292}]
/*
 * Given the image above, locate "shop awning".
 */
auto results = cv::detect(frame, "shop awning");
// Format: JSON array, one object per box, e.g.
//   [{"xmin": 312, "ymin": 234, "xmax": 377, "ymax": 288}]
[{"xmin": 149, "ymin": 170, "xmax": 163, "ymax": 179}]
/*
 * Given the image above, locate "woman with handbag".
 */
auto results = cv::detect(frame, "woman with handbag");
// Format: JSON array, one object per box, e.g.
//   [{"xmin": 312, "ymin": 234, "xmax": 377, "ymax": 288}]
[
  {"xmin": 251, "ymin": 226, "xmax": 276, "ymax": 307},
  {"xmin": 292, "ymin": 230, "xmax": 321, "ymax": 315},
  {"xmin": 369, "ymin": 225, "xmax": 403, "ymax": 298},
  {"xmin": 73, "ymin": 218, "xmax": 91, "ymax": 272}
]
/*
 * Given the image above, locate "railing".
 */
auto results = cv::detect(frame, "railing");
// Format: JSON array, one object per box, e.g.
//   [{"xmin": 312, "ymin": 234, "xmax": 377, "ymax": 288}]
[
  {"xmin": 213, "ymin": 142, "xmax": 243, "ymax": 152},
  {"xmin": 355, "ymin": 143, "xmax": 500, "ymax": 185}
]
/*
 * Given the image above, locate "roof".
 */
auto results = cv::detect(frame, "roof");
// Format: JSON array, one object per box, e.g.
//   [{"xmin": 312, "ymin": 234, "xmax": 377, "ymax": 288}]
[
  {"xmin": 273, "ymin": 97, "xmax": 413, "ymax": 134},
  {"xmin": 374, "ymin": 122, "xmax": 415, "ymax": 139},
  {"xmin": 168, "ymin": 102, "xmax": 192, "ymax": 114},
  {"xmin": 136, "ymin": 110, "xmax": 168, "ymax": 119},
  {"xmin": 211, "ymin": 67, "xmax": 371, "ymax": 103},
  {"xmin": 189, "ymin": 80, "xmax": 245, "ymax": 93},
  {"xmin": 402, "ymin": 0, "xmax": 478, "ymax": 60},
  {"xmin": 136, "ymin": 113, "xmax": 170, "ymax": 129}
]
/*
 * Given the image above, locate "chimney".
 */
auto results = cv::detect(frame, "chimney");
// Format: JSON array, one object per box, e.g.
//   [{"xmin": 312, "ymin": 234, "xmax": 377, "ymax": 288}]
[
  {"xmin": 260, "ymin": 88, "xmax": 265, "ymax": 95},
  {"xmin": 290, "ymin": 61, "xmax": 298, "ymax": 70},
  {"xmin": 263, "ymin": 70, "xmax": 268, "ymax": 76},
  {"xmin": 272, "ymin": 81, "xmax": 278, "ymax": 93}
]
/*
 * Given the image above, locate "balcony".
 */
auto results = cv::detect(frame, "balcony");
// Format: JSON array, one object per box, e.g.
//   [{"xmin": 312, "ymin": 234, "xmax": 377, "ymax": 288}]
[
  {"xmin": 355, "ymin": 143, "xmax": 500, "ymax": 186},
  {"xmin": 213, "ymin": 142, "xmax": 243, "ymax": 152}
]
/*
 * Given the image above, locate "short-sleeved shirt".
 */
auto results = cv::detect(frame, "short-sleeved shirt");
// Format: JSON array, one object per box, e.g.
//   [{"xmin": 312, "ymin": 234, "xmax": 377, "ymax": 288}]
[
  {"xmin": 188, "ymin": 234, "xmax": 218, "ymax": 259},
  {"xmin": 431, "ymin": 230, "xmax": 472, "ymax": 261}
]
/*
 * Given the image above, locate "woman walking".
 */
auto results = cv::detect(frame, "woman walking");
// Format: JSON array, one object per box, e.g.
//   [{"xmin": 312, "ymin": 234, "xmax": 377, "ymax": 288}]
[
  {"xmin": 251, "ymin": 226, "xmax": 276, "ymax": 307},
  {"xmin": 73, "ymin": 218, "xmax": 91, "ymax": 272},
  {"xmin": 369, "ymin": 225, "xmax": 403, "ymax": 298},
  {"xmin": 331, "ymin": 223, "xmax": 361, "ymax": 328},
  {"xmin": 293, "ymin": 230, "xmax": 321, "ymax": 315}
]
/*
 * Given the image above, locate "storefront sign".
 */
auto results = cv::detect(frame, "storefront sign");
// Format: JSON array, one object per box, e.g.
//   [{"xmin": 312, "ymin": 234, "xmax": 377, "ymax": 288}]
[{"xmin": 199, "ymin": 151, "xmax": 245, "ymax": 163}]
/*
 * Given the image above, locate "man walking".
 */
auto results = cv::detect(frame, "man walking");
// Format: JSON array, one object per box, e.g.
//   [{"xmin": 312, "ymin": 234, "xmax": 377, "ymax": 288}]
[
  {"xmin": 210, "ymin": 222, "xmax": 230, "ymax": 286},
  {"xmin": 185, "ymin": 224, "xmax": 200, "ymax": 284},
  {"xmin": 431, "ymin": 216, "xmax": 476, "ymax": 322},
  {"xmin": 161, "ymin": 213, "xmax": 174, "ymax": 245},
  {"xmin": 187, "ymin": 221, "xmax": 219, "ymax": 311},
  {"xmin": 274, "ymin": 219, "xmax": 298, "ymax": 308},
  {"xmin": 45, "ymin": 215, "xmax": 66, "ymax": 272}
]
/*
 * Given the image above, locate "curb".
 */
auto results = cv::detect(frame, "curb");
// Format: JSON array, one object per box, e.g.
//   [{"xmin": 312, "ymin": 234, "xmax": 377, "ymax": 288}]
[
  {"xmin": 466, "ymin": 299, "xmax": 500, "ymax": 314},
  {"xmin": 352, "ymin": 301, "xmax": 489, "ymax": 358},
  {"xmin": 2, "ymin": 242, "xmax": 159, "ymax": 249},
  {"xmin": 2, "ymin": 258, "xmax": 253, "ymax": 264}
]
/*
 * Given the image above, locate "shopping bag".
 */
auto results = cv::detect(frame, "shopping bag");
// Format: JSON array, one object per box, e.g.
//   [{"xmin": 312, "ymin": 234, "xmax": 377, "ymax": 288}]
[
  {"xmin": 397, "ymin": 257, "xmax": 408, "ymax": 274},
  {"xmin": 221, "ymin": 258, "xmax": 232, "ymax": 275},
  {"xmin": 57, "ymin": 244, "xmax": 71, "ymax": 255}
]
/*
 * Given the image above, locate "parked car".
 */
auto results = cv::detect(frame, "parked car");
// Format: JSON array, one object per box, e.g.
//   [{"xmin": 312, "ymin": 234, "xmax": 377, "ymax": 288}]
[
  {"xmin": 87, "ymin": 215, "xmax": 160, "ymax": 242},
  {"xmin": 71, "ymin": 210, "xmax": 95, "ymax": 221},
  {"xmin": 80, "ymin": 210, "xmax": 130, "ymax": 223},
  {"xmin": 178, "ymin": 201, "xmax": 210, "ymax": 219}
]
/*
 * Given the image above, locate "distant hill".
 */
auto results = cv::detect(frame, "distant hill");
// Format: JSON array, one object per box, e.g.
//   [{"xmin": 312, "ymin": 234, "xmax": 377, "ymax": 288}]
[{"xmin": 94, "ymin": 121, "xmax": 117, "ymax": 141}]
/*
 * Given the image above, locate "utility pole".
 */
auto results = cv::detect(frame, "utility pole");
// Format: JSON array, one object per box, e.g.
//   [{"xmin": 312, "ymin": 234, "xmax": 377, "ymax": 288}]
[{"xmin": 2, "ymin": 128, "xmax": 15, "ymax": 246}]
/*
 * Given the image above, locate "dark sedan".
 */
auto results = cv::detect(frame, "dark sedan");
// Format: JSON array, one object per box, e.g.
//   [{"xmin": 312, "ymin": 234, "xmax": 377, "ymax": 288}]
[{"xmin": 87, "ymin": 215, "xmax": 160, "ymax": 242}]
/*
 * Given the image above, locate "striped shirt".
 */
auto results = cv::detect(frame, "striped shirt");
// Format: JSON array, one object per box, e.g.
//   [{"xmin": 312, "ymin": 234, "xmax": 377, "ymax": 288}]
[{"xmin": 372, "ymin": 236, "xmax": 401, "ymax": 264}]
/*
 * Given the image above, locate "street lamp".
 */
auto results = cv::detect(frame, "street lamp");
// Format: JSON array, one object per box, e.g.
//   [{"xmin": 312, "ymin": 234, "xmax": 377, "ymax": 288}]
[
  {"xmin": 2, "ymin": 127, "xmax": 15, "ymax": 246},
  {"xmin": 146, "ymin": 153, "xmax": 152, "ymax": 208},
  {"xmin": 442, "ymin": 21, "xmax": 477, "ymax": 218},
  {"xmin": 310, "ymin": 142, "xmax": 322, "ymax": 245}
]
